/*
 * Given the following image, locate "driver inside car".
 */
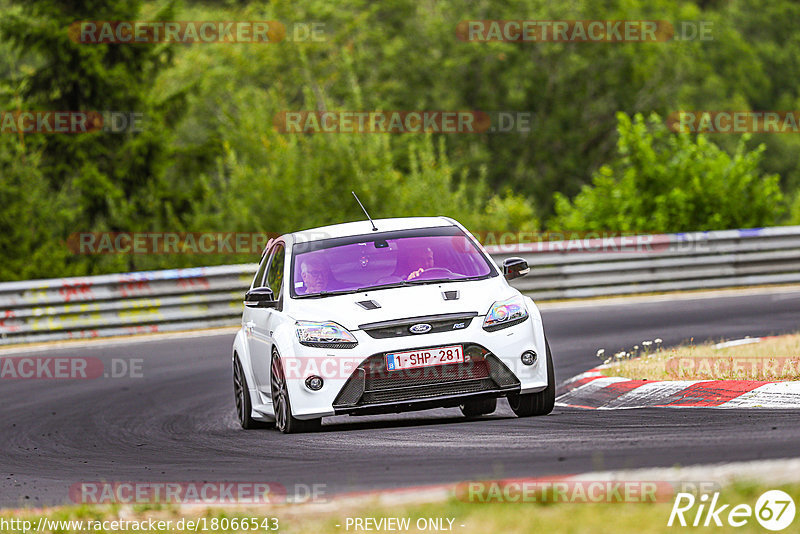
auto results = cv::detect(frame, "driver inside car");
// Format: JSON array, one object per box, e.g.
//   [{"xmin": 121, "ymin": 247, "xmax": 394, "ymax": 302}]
[
  {"xmin": 406, "ymin": 246, "xmax": 435, "ymax": 280},
  {"xmin": 300, "ymin": 256, "xmax": 330, "ymax": 293}
]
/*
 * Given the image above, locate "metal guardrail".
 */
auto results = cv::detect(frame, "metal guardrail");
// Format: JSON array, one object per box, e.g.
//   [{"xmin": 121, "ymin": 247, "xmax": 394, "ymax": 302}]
[
  {"xmin": 487, "ymin": 226, "xmax": 800, "ymax": 300},
  {"xmin": 0, "ymin": 265, "xmax": 257, "ymax": 345},
  {"xmin": 1, "ymin": 226, "xmax": 799, "ymax": 345}
]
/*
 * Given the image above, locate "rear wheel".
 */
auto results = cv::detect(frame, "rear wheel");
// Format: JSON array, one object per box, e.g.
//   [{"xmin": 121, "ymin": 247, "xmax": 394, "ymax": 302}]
[
  {"xmin": 233, "ymin": 356, "xmax": 272, "ymax": 429},
  {"xmin": 460, "ymin": 397, "xmax": 497, "ymax": 417},
  {"xmin": 271, "ymin": 350, "xmax": 322, "ymax": 434},
  {"xmin": 508, "ymin": 338, "xmax": 555, "ymax": 417}
]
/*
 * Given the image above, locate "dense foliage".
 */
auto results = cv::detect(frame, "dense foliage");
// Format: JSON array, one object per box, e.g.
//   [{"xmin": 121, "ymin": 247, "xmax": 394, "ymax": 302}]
[
  {"xmin": 551, "ymin": 113, "xmax": 784, "ymax": 233},
  {"xmin": 0, "ymin": 0, "xmax": 798, "ymax": 280}
]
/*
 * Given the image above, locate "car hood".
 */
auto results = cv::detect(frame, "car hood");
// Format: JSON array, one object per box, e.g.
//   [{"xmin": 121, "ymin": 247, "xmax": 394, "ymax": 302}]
[{"xmin": 286, "ymin": 277, "xmax": 516, "ymax": 331}]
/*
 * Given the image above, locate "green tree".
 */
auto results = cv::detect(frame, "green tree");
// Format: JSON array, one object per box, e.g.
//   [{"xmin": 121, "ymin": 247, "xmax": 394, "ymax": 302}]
[
  {"xmin": 0, "ymin": 0, "xmax": 182, "ymax": 275},
  {"xmin": 4, "ymin": 0, "xmax": 800, "ymax": 280},
  {"xmin": 550, "ymin": 112, "xmax": 784, "ymax": 233},
  {"xmin": 0, "ymin": 138, "xmax": 63, "ymax": 280}
]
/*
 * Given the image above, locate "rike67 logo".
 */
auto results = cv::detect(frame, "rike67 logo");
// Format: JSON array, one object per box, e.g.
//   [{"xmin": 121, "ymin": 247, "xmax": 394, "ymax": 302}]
[{"xmin": 668, "ymin": 490, "xmax": 796, "ymax": 530}]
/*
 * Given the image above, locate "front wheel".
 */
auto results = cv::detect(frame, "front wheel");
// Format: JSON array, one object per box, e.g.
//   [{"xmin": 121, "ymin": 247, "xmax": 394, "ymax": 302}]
[
  {"xmin": 271, "ymin": 350, "xmax": 322, "ymax": 434},
  {"xmin": 508, "ymin": 338, "xmax": 555, "ymax": 417},
  {"xmin": 233, "ymin": 356, "xmax": 272, "ymax": 429},
  {"xmin": 460, "ymin": 397, "xmax": 497, "ymax": 418}
]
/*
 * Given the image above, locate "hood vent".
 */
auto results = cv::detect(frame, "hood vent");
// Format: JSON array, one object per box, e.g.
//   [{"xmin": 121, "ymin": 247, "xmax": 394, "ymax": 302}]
[
  {"xmin": 356, "ymin": 299, "xmax": 381, "ymax": 310},
  {"xmin": 442, "ymin": 290, "xmax": 460, "ymax": 301}
]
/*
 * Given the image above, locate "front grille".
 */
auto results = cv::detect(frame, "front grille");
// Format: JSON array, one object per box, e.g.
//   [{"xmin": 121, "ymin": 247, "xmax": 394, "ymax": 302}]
[
  {"xmin": 364, "ymin": 357, "xmax": 490, "ymax": 390},
  {"xmin": 332, "ymin": 343, "xmax": 520, "ymax": 409},
  {"xmin": 335, "ymin": 368, "xmax": 365, "ymax": 406},
  {"xmin": 486, "ymin": 354, "xmax": 519, "ymax": 387},
  {"xmin": 363, "ymin": 378, "xmax": 495, "ymax": 404},
  {"xmin": 360, "ymin": 312, "xmax": 478, "ymax": 339}
]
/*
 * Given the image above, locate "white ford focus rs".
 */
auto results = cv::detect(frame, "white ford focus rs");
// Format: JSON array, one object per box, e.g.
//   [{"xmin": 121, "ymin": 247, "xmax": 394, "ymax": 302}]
[{"xmin": 232, "ymin": 216, "xmax": 554, "ymax": 433}]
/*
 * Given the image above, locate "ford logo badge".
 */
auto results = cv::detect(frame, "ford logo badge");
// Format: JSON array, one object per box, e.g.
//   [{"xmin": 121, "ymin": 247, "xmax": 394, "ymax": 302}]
[{"xmin": 409, "ymin": 323, "xmax": 432, "ymax": 334}]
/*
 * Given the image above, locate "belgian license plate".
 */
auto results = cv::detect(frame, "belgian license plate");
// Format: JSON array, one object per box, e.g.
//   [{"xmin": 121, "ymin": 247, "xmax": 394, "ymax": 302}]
[{"xmin": 385, "ymin": 345, "xmax": 464, "ymax": 371}]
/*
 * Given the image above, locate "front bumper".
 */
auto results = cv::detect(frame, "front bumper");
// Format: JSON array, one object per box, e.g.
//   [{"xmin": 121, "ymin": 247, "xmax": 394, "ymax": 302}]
[
  {"xmin": 332, "ymin": 344, "xmax": 519, "ymax": 414},
  {"xmin": 281, "ymin": 312, "xmax": 548, "ymax": 419}
]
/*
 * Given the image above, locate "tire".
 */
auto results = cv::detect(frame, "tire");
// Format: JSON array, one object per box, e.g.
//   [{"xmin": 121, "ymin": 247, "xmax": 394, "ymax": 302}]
[
  {"xmin": 508, "ymin": 338, "xmax": 555, "ymax": 417},
  {"xmin": 460, "ymin": 397, "xmax": 497, "ymax": 417},
  {"xmin": 270, "ymin": 350, "xmax": 322, "ymax": 434},
  {"xmin": 233, "ymin": 355, "xmax": 272, "ymax": 429}
]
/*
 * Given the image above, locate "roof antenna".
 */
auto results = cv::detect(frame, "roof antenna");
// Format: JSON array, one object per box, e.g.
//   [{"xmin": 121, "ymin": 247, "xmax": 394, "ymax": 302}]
[{"xmin": 352, "ymin": 191, "xmax": 378, "ymax": 232}]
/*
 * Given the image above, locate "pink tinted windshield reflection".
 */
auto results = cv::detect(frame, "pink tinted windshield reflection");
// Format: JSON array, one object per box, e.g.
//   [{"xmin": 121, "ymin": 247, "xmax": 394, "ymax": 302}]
[{"xmin": 293, "ymin": 234, "xmax": 492, "ymax": 296}]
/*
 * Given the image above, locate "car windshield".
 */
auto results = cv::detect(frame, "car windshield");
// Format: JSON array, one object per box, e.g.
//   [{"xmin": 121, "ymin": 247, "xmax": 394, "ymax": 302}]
[{"xmin": 291, "ymin": 226, "xmax": 496, "ymax": 297}]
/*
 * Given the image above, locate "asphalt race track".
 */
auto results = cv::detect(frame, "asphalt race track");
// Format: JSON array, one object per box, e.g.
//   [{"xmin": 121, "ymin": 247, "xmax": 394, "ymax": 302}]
[{"xmin": 2, "ymin": 289, "xmax": 800, "ymax": 507}]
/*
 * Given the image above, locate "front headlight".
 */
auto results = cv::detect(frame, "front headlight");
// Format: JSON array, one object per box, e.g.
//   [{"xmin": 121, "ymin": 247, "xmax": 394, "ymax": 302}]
[
  {"xmin": 295, "ymin": 321, "xmax": 358, "ymax": 348},
  {"xmin": 483, "ymin": 295, "xmax": 529, "ymax": 331}
]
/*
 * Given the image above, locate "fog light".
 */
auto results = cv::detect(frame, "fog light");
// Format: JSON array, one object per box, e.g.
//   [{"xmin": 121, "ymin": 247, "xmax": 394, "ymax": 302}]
[
  {"xmin": 305, "ymin": 375, "xmax": 324, "ymax": 391},
  {"xmin": 521, "ymin": 351, "xmax": 537, "ymax": 366}
]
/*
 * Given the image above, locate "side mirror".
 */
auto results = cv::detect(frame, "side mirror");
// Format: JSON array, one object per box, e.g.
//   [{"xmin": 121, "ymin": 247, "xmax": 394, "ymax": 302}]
[
  {"xmin": 502, "ymin": 257, "xmax": 530, "ymax": 281},
  {"xmin": 244, "ymin": 287, "xmax": 277, "ymax": 308}
]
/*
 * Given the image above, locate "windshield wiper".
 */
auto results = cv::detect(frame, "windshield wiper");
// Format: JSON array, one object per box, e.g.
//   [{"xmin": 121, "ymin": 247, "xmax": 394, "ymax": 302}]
[
  {"xmin": 294, "ymin": 289, "xmax": 362, "ymax": 299},
  {"xmin": 405, "ymin": 275, "xmax": 491, "ymax": 285},
  {"xmin": 355, "ymin": 281, "xmax": 412, "ymax": 292}
]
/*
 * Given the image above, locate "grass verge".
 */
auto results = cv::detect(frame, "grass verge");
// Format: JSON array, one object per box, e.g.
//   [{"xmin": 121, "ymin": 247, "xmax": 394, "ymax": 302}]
[
  {"xmin": 598, "ymin": 334, "xmax": 800, "ymax": 381},
  {"xmin": 1, "ymin": 482, "xmax": 799, "ymax": 534}
]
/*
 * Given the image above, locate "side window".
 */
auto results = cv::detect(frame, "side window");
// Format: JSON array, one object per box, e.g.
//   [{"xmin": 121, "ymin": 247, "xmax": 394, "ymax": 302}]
[
  {"xmin": 252, "ymin": 251, "xmax": 270, "ymax": 289},
  {"xmin": 266, "ymin": 244, "xmax": 285, "ymax": 299}
]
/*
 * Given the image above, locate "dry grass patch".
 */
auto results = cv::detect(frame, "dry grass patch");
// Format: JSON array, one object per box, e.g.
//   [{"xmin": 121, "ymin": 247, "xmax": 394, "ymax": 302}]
[{"xmin": 599, "ymin": 335, "xmax": 800, "ymax": 381}]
